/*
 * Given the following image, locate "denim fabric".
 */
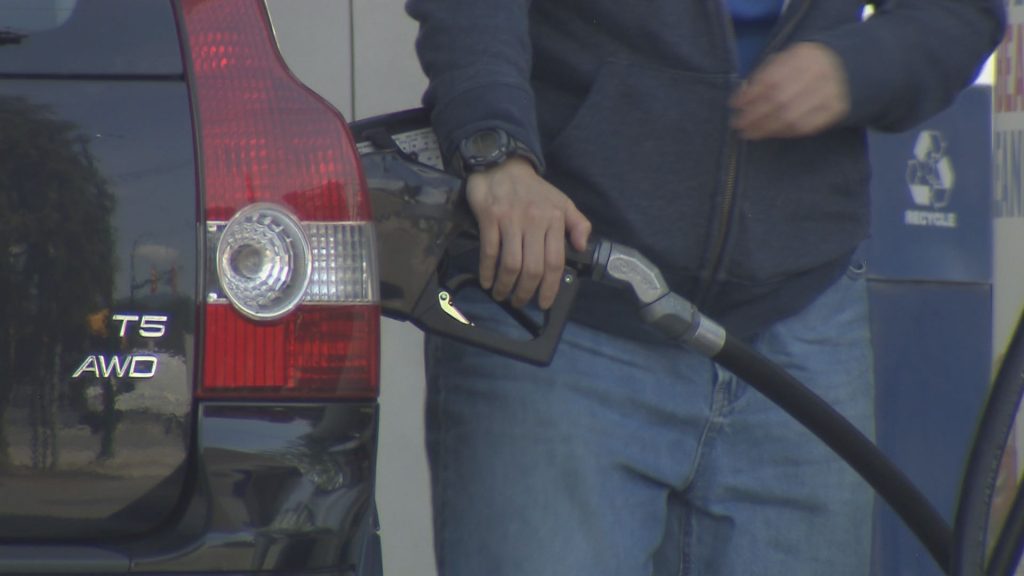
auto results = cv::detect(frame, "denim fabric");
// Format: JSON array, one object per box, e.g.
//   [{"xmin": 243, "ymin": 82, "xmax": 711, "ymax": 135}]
[{"xmin": 424, "ymin": 259, "xmax": 875, "ymax": 576}]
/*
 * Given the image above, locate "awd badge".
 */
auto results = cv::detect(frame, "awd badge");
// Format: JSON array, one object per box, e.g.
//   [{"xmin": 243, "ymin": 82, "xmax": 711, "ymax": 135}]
[{"xmin": 72, "ymin": 314, "xmax": 168, "ymax": 380}]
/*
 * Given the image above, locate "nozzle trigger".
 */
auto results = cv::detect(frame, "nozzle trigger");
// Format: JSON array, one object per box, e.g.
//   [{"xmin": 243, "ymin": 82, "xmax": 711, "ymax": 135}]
[
  {"xmin": 409, "ymin": 268, "xmax": 580, "ymax": 366},
  {"xmin": 438, "ymin": 291, "xmax": 474, "ymax": 326}
]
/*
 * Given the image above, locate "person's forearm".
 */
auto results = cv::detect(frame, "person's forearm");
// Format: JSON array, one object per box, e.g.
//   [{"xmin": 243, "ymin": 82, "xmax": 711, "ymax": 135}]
[{"xmin": 406, "ymin": 0, "xmax": 543, "ymax": 165}]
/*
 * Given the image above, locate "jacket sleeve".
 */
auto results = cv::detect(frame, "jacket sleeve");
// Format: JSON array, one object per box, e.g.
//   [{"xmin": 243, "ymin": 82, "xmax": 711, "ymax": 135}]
[
  {"xmin": 405, "ymin": 0, "xmax": 543, "ymax": 169},
  {"xmin": 810, "ymin": 0, "xmax": 1005, "ymax": 133}
]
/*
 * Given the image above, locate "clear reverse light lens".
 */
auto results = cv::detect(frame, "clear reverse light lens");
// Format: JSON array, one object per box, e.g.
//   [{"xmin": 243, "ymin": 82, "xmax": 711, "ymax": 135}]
[
  {"xmin": 305, "ymin": 222, "xmax": 378, "ymax": 304},
  {"xmin": 217, "ymin": 203, "xmax": 311, "ymax": 321}
]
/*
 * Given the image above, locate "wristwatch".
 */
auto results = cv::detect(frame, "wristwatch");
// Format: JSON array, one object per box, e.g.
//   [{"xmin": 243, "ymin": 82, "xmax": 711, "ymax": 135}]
[{"xmin": 452, "ymin": 128, "xmax": 540, "ymax": 176}]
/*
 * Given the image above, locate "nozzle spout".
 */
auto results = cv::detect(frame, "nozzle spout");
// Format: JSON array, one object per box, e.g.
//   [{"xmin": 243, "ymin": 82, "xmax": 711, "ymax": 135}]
[{"xmin": 588, "ymin": 240, "xmax": 670, "ymax": 306}]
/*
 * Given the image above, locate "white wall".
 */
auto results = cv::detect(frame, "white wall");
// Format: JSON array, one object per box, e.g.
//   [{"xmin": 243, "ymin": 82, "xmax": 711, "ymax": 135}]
[
  {"xmin": 266, "ymin": 0, "xmax": 353, "ymax": 117},
  {"xmin": 266, "ymin": 2, "xmax": 434, "ymax": 575}
]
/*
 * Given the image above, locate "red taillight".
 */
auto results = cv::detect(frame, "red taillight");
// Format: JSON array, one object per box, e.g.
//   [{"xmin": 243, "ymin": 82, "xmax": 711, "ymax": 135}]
[
  {"xmin": 203, "ymin": 306, "xmax": 379, "ymax": 398},
  {"xmin": 180, "ymin": 0, "xmax": 380, "ymax": 399}
]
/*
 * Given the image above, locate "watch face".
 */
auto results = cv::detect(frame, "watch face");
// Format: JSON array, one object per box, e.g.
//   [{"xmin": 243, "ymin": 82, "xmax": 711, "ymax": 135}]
[{"xmin": 462, "ymin": 129, "xmax": 510, "ymax": 168}]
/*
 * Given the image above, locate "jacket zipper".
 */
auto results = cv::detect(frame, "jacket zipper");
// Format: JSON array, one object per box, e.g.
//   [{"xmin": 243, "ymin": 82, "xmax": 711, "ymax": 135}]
[
  {"xmin": 706, "ymin": 136, "xmax": 739, "ymax": 293},
  {"xmin": 699, "ymin": 0, "xmax": 811, "ymax": 305},
  {"xmin": 763, "ymin": 0, "xmax": 812, "ymax": 58}
]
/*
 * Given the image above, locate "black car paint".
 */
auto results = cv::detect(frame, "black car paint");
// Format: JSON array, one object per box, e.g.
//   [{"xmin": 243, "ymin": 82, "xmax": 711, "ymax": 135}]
[
  {"xmin": 0, "ymin": 404, "xmax": 377, "ymax": 574},
  {"xmin": 0, "ymin": 78, "xmax": 194, "ymax": 539},
  {"xmin": 129, "ymin": 404, "xmax": 378, "ymax": 574},
  {"xmin": 0, "ymin": 0, "xmax": 379, "ymax": 573}
]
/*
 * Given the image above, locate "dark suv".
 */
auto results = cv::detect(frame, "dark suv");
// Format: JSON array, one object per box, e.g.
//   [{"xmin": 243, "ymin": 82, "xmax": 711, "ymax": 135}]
[{"xmin": 0, "ymin": 0, "xmax": 381, "ymax": 573}]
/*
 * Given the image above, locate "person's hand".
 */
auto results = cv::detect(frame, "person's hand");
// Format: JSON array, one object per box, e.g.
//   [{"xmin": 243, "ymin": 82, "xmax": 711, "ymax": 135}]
[
  {"xmin": 466, "ymin": 156, "xmax": 591, "ymax": 309},
  {"xmin": 730, "ymin": 42, "xmax": 850, "ymax": 140}
]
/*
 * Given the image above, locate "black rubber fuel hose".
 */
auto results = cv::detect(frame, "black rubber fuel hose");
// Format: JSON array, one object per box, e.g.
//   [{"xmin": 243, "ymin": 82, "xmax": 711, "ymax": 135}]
[{"xmin": 713, "ymin": 332, "xmax": 953, "ymax": 572}]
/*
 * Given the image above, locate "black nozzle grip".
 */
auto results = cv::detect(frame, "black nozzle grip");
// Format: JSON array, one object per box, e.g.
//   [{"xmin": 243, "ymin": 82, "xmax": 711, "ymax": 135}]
[{"xmin": 412, "ymin": 267, "xmax": 581, "ymax": 366}]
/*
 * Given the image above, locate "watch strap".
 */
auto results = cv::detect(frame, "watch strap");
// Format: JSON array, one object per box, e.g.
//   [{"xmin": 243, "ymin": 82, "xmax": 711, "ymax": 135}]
[{"xmin": 451, "ymin": 129, "xmax": 541, "ymax": 177}]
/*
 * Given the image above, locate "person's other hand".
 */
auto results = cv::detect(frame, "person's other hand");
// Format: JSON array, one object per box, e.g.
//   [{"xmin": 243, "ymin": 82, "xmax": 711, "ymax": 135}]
[
  {"xmin": 730, "ymin": 42, "xmax": 850, "ymax": 140},
  {"xmin": 466, "ymin": 156, "xmax": 591, "ymax": 309}
]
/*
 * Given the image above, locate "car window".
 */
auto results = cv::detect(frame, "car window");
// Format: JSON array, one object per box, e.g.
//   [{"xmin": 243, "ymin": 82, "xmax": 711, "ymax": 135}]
[
  {"xmin": 0, "ymin": 0, "xmax": 77, "ymax": 37},
  {"xmin": 0, "ymin": 0, "xmax": 180, "ymax": 76}
]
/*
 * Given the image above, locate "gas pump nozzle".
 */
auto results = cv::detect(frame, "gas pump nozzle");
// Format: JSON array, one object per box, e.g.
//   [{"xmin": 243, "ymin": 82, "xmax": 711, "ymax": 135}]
[
  {"xmin": 353, "ymin": 109, "xmax": 584, "ymax": 365},
  {"xmin": 588, "ymin": 241, "xmax": 726, "ymax": 358},
  {"xmin": 353, "ymin": 108, "xmax": 725, "ymax": 365}
]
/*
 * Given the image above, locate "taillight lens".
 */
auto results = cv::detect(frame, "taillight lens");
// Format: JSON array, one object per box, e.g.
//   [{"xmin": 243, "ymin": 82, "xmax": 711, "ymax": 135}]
[
  {"xmin": 216, "ymin": 203, "xmax": 312, "ymax": 321},
  {"xmin": 180, "ymin": 0, "xmax": 380, "ymax": 399}
]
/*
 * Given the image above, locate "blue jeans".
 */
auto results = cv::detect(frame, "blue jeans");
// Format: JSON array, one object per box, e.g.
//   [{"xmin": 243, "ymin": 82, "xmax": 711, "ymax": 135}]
[{"xmin": 424, "ymin": 261, "xmax": 875, "ymax": 576}]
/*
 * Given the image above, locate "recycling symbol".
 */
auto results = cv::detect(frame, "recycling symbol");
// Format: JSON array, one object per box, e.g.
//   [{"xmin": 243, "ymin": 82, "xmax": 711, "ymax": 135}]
[{"xmin": 906, "ymin": 130, "xmax": 955, "ymax": 209}]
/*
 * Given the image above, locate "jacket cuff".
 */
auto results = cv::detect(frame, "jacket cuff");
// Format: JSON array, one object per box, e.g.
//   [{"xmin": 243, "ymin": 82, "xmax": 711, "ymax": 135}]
[
  {"xmin": 810, "ymin": 29, "xmax": 909, "ymax": 132},
  {"xmin": 809, "ymin": 0, "xmax": 1003, "ymax": 134},
  {"xmin": 428, "ymin": 82, "xmax": 546, "ymax": 174}
]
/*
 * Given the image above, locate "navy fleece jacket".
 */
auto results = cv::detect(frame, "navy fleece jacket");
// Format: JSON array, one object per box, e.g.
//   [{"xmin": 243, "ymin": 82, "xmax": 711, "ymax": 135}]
[{"xmin": 407, "ymin": 0, "xmax": 1004, "ymax": 337}]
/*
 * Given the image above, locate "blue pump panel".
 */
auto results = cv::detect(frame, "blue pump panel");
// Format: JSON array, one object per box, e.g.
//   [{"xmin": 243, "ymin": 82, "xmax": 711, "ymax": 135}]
[
  {"xmin": 866, "ymin": 86, "xmax": 992, "ymax": 284},
  {"xmin": 869, "ymin": 281, "xmax": 991, "ymax": 575},
  {"xmin": 865, "ymin": 85, "xmax": 994, "ymax": 575}
]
